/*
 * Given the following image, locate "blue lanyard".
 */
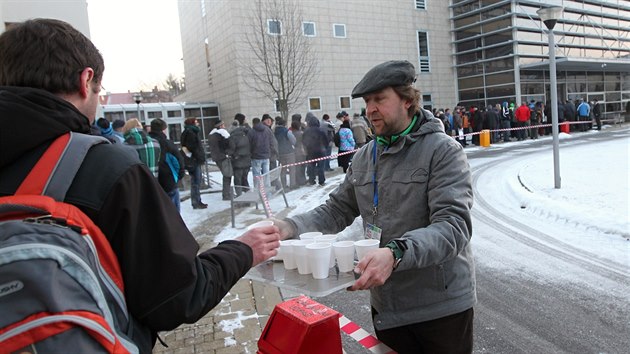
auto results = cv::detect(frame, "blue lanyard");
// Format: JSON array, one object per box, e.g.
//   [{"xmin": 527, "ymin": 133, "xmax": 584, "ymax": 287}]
[{"xmin": 372, "ymin": 142, "xmax": 379, "ymax": 217}]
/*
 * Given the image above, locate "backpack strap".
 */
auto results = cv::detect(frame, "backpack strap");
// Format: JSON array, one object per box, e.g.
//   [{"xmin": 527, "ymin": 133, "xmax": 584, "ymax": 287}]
[{"xmin": 15, "ymin": 132, "xmax": 109, "ymax": 201}]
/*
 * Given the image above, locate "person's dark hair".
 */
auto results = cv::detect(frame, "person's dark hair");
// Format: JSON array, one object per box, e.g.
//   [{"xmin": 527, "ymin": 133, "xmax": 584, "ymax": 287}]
[
  {"xmin": 0, "ymin": 18, "xmax": 104, "ymax": 94},
  {"xmin": 261, "ymin": 113, "xmax": 271, "ymax": 120},
  {"xmin": 275, "ymin": 117, "xmax": 285, "ymax": 126},
  {"xmin": 184, "ymin": 118, "xmax": 197, "ymax": 126},
  {"xmin": 252, "ymin": 117, "xmax": 261, "ymax": 125},
  {"xmin": 234, "ymin": 113, "xmax": 245, "ymax": 125},
  {"xmin": 392, "ymin": 85, "xmax": 421, "ymax": 117},
  {"xmin": 322, "ymin": 114, "xmax": 330, "ymax": 121},
  {"xmin": 96, "ymin": 118, "xmax": 110, "ymax": 129},
  {"xmin": 291, "ymin": 113, "xmax": 302, "ymax": 122},
  {"xmin": 150, "ymin": 118, "xmax": 167, "ymax": 132},
  {"xmin": 290, "ymin": 120, "xmax": 301, "ymax": 131}
]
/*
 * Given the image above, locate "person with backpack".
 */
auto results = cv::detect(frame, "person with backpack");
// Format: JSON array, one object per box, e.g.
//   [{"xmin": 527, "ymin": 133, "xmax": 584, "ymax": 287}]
[
  {"xmin": 149, "ymin": 118, "xmax": 185, "ymax": 212},
  {"xmin": 0, "ymin": 19, "xmax": 280, "ymax": 353}
]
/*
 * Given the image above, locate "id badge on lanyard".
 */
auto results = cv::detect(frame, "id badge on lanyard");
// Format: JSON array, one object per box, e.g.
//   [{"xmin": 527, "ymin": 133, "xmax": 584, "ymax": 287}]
[
  {"xmin": 365, "ymin": 223, "xmax": 382, "ymax": 240},
  {"xmin": 365, "ymin": 143, "xmax": 383, "ymax": 240}
]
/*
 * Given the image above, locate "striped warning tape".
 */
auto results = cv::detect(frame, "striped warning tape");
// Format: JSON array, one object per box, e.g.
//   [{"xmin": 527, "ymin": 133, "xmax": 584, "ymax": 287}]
[
  {"xmin": 339, "ymin": 315, "xmax": 397, "ymax": 354},
  {"xmin": 460, "ymin": 120, "xmax": 589, "ymax": 137},
  {"xmin": 251, "ymin": 119, "xmax": 593, "ymax": 217}
]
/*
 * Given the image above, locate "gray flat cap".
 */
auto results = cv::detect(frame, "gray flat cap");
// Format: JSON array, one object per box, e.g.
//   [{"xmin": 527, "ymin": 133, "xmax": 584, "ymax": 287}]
[{"xmin": 351, "ymin": 60, "xmax": 417, "ymax": 98}]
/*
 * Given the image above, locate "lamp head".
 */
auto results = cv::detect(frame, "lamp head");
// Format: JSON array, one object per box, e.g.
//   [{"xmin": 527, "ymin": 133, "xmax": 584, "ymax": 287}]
[
  {"xmin": 537, "ymin": 6, "xmax": 563, "ymax": 30},
  {"xmin": 132, "ymin": 93, "xmax": 142, "ymax": 104}
]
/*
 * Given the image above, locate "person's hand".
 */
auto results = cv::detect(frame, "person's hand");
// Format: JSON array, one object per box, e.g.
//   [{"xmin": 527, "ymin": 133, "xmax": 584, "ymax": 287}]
[
  {"xmin": 268, "ymin": 218, "xmax": 296, "ymax": 240},
  {"xmin": 348, "ymin": 248, "xmax": 394, "ymax": 291},
  {"xmin": 235, "ymin": 225, "xmax": 281, "ymax": 267}
]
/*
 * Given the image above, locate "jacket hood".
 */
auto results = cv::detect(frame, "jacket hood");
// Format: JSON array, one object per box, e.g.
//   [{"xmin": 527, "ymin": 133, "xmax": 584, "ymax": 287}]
[
  {"xmin": 0, "ymin": 86, "xmax": 92, "ymax": 169},
  {"xmin": 306, "ymin": 114, "xmax": 320, "ymax": 127},
  {"xmin": 394, "ymin": 109, "xmax": 444, "ymax": 145},
  {"xmin": 253, "ymin": 122, "xmax": 268, "ymax": 132}
]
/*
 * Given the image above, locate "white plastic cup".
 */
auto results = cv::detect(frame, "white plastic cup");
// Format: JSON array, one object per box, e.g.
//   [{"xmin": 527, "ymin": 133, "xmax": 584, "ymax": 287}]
[
  {"xmin": 292, "ymin": 240, "xmax": 314, "ymax": 274},
  {"xmin": 333, "ymin": 241, "xmax": 356, "ymax": 272},
  {"xmin": 315, "ymin": 234, "xmax": 338, "ymax": 267},
  {"xmin": 354, "ymin": 239, "xmax": 380, "ymax": 261},
  {"xmin": 279, "ymin": 240, "xmax": 297, "ymax": 270},
  {"xmin": 306, "ymin": 242, "xmax": 332, "ymax": 279},
  {"xmin": 299, "ymin": 231, "xmax": 322, "ymax": 240},
  {"xmin": 247, "ymin": 220, "xmax": 274, "ymax": 230}
]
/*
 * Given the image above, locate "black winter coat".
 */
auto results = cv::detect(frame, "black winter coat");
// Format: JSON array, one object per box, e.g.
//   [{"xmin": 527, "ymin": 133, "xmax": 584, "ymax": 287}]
[
  {"xmin": 180, "ymin": 125, "xmax": 205, "ymax": 165},
  {"xmin": 148, "ymin": 130, "xmax": 185, "ymax": 193},
  {"xmin": 0, "ymin": 86, "xmax": 253, "ymax": 353},
  {"xmin": 229, "ymin": 126, "xmax": 252, "ymax": 169},
  {"xmin": 302, "ymin": 119, "xmax": 329, "ymax": 157}
]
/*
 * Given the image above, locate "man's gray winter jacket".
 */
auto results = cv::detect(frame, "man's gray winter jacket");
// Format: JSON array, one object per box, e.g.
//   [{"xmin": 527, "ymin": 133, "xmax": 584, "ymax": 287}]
[{"xmin": 288, "ymin": 110, "xmax": 476, "ymax": 330}]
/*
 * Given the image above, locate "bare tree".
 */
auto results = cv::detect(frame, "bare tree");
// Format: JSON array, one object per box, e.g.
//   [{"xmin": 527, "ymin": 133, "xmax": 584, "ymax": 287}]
[
  {"xmin": 241, "ymin": 0, "xmax": 318, "ymax": 120},
  {"xmin": 163, "ymin": 73, "xmax": 186, "ymax": 96}
]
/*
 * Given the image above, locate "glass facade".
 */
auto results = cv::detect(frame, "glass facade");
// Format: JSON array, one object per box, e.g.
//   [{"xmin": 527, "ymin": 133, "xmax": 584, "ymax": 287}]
[{"xmin": 451, "ymin": 0, "xmax": 630, "ymax": 116}]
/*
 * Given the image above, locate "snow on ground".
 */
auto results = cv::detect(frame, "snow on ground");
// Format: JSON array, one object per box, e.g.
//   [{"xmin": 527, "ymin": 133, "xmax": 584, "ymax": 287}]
[{"xmin": 180, "ymin": 126, "xmax": 629, "ymax": 261}]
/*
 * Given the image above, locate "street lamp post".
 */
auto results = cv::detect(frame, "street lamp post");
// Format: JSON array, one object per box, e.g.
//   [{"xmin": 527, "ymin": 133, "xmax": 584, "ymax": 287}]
[
  {"xmin": 132, "ymin": 93, "xmax": 143, "ymax": 123},
  {"xmin": 537, "ymin": 6, "xmax": 563, "ymax": 189}
]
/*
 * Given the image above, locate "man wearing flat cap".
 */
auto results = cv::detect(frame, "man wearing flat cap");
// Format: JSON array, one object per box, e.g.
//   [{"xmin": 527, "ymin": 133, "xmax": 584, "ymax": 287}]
[{"xmin": 273, "ymin": 60, "xmax": 475, "ymax": 353}]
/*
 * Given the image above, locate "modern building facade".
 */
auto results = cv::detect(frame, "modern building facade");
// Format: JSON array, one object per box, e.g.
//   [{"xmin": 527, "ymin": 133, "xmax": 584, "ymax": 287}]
[
  {"xmin": 177, "ymin": 0, "xmax": 457, "ymax": 121},
  {"xmin": 178, "ymin": 0, "xmax": 628, "ymax": 121},
  {"xmin": 0, "ymin": 0, "xmax": 90, "ymax": 37},
  {"xmin": 100, "ymin": 102, "xmax": 220, "ymax": 145},
  {"xmin": 452, "ymin": 0, "xmax": 630, "ymax": 116}
]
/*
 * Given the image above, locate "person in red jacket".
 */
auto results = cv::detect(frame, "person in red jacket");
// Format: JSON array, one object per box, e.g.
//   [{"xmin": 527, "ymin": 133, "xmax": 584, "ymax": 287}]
[{"xmin": 514, "ymin": 102, "xmax": 531, "ymax": 141}]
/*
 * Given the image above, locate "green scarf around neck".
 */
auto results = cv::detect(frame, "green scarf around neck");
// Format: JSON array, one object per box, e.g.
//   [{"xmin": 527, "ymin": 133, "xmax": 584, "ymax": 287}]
[{"xmin": 376, "ymin": 114, "xmax": 418, "ymax": 147}]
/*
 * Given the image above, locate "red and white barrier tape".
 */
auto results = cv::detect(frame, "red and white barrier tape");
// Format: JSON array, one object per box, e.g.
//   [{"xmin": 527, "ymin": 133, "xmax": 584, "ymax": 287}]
[
  {"xmin": 250, "ymin": 120, "xmax": 594, "ymax": 217},
  {"xmin": 460, "ymin": 120, "xmax": 590, "ymax": 137},
  {"xmin": 339, "ymin": 315, "xmax": 396, "ymax": 354}
]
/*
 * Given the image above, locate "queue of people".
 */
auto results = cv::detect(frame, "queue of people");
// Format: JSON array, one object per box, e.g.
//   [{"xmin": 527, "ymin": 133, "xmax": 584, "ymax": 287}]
[{"xmin": 433, "ymin": 96, "xmax": 601, "ymax": 148}]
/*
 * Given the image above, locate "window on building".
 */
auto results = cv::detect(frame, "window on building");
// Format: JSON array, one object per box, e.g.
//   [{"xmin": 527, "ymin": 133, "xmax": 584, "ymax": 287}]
[
  {"xmin": 273, "ymin": 99, "xmax": 287, "ymax": 113},
  {"xmin": 415, "ymin": 0, "xmax": 426, "ymax": 10},
  {"xmin": 422, "ymin": 94, "xmax": 433, "ymax": 111},
  {"xmin": 268, "ymin": 19, "xmax": 282, "ymax": 35},
  {"xmin": 417, "ymin": 31, "xmax": 430, "ymax": 73},
  {"xmin": 303, "ymin": 22, "xmax": 316, "ymax": 36},
  {"xmin": 202, "ymin": 106, "xmax": 219, "ymax": 117},
  {"xmin": 147, "ymin": 111, "xmax": 163, "ymax": 119},
  {"xmin": 339, "ymin": 96, "xmax": 351, "ymax": 109},
  {"xmin": 168, "ymin": 124, "xmax": 182, "ymax": 143},
  {"xmin": 167, "ymin": 110, "xmax": 182, "ymax": 118},
  {"xmin": 333, "ymin": 24, "xmax": 346, "ymax": 38},
  {"xmin": 309, "ymin": 97, "xmax": 322, "ymax": 111},
  {"xmin": 184, "ymin": 108, "xmax": 201, "ymax": 118}
]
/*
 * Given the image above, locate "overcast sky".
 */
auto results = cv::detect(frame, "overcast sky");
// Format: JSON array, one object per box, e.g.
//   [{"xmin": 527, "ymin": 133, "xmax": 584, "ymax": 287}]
[{"xmin": 87, "ymin": 0, "xmax": 184, "ymax": 93}]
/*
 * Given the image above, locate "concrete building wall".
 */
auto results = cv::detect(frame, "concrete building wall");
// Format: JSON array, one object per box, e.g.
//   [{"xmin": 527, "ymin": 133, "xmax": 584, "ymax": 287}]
[
  {"xmin": 178, "ymin": 0, "xmax": 457, "ymax": 122},
  {"xmin": 0, "ymin": 0, "xmax": 90, "ymax": 37}
]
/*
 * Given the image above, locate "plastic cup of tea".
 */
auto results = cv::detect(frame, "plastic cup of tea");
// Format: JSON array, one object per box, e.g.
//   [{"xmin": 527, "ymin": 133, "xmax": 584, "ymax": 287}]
[
  {"xmin": 306, "ymin": 242, "xmax": 332, "ymax": 280},
  {"xmin": 292, "ymin": 239, "xmax": 314, "ymax": 274},
  {"xmin": 279, "ymin": 240, "xmax": 297, "ymax": 270},
  {"xmin": 247, "ymin": 220, "xmax": 274, "ymax": 230},
  {"xmin": 315, "ymin": 234, "xmax": 338, "ymax": 267},
  {"xmin": 299, "ymin": 231, "xmax": 323, "ymax": 240},
  {"xmin": 333, "ymin": 241, "xmax": 356, "ymax": 272},
  {"xmin": 354, "ymin": 239, "xmax": 380, "ymax": 261}
]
